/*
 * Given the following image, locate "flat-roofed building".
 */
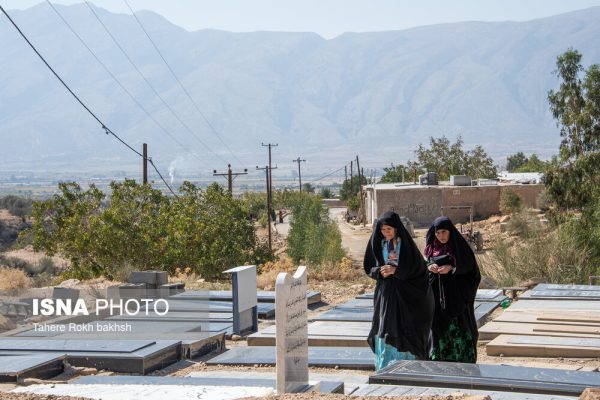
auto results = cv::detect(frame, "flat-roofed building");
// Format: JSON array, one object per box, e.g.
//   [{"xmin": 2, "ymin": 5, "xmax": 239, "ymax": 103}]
[{"xmin": 364, "ymin": 181, "xmax": 543, "ymax": 227}]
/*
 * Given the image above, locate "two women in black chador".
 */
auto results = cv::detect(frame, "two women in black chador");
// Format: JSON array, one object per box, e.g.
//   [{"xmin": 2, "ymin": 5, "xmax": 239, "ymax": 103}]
[{"xmin": 364, "ymin": 211, "xmax": 480, "ymax": 369}]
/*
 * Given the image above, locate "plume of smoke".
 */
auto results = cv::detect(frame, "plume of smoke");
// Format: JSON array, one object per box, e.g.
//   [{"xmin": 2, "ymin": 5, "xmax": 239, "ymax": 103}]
[{"xmin": 168, "ymin": 159, "xmax": 177, "ymax": 184}]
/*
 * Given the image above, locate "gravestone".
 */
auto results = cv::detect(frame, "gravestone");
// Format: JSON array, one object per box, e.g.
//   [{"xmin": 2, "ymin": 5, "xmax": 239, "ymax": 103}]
[
  {"xmin": 275, "ymin": 266, "xmax": 310, "ymax": 393},
  {"xmin": 52, "ymin": 287, "xmax": 80, "ymax": 302},
  {"xmin": 224, "ymin": 265, "xmax": 258, "ymax": 335},
  {"xmin": 370, "ymin": 359, "xmax": 600, "ymax": 396},
  {"xmin": 129, "ymin": 271, "xmax": 168, "ymax": 286},
  {"xmin": 129, "ymin": 271, "xmax": 168, "ymax": 298}
]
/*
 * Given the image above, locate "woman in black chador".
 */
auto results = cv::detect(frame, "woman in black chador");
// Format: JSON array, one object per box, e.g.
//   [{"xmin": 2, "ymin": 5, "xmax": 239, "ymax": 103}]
[
  {"xmin": 424, "ymin": 216, "xmax": 481, "ymax": 363},
  {"xmin": 364, "ymin": 211, "xmax": 434, "ymax": 370}
]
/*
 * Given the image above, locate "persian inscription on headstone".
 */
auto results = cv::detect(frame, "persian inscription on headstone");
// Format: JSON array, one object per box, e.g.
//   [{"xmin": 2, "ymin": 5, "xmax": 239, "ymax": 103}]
[{"xmin": 275, "ymin": 266, "xmax": 309, "ymax": 393}]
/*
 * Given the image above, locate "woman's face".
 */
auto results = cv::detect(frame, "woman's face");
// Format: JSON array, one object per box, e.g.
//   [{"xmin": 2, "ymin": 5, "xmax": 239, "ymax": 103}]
[
  {"xmin": 435, "ymin": 228, "xmax": 450, "ymax": 244},
  {"xmin": 381, "ymin": 224, "xmax": 395, "ymax": 241}
]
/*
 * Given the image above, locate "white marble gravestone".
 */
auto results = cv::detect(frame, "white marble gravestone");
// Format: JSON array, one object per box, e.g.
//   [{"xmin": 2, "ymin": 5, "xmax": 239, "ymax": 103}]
[{"xmin": 275, "ymin": 266, "xmax": 309, "ymax": 393}]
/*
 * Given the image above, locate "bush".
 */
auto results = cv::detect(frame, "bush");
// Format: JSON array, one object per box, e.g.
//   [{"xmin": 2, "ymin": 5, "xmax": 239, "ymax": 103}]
[
  {"xmin": 257, "ymin": 255, "xmax": 362, "ymax": 288},
  {"xmin": 347, "ymin": 193, "xmax": 361, "ymax": 212},
  {"xmin": 321, "ymin": 187, "xmax": 333, "ymax": 199},
  {"xmin": 0, "ymin": 255, "xmax": 33, "ymax": 271},
  {"xmin": 0, "ymin": 267, "xmax": 31, "ymax": 292},
  {"xmin": 0, "ymin": 220, "xmax": 19, "ymax": 250},
  {"xmin": 30, "ymin": 180, "xmax": 266, "ymax": 280},
  {"xmin": 500, "ymin": 189, "xmax": 522, "ymax": 214},
  {"xmin": 24, "ymin": 257, "xmax": 57, "ymax": 276},
  {"xmin": 481, "ymin": 215, "xmax": 596, "ymax": 286},
  {"xmin": 0, "ymin": 195, "xmax": 33, "ymax": 219},
  {"xmin": 536, "ymin": 189, "xmax": 550, "ymax": 211},
  {"xmin": 506, "ymin": 210, "xmax": 541, "ymax": 238},
  {"xmin": 287, "ymin": 194, "xmax": 346, "ymax": 266}
]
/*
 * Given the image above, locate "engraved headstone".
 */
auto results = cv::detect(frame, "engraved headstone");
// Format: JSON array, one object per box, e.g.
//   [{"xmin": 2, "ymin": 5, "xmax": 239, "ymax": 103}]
[{"xmin": 276, "ymin": 266, "xmax": 309, "ymax": 393}]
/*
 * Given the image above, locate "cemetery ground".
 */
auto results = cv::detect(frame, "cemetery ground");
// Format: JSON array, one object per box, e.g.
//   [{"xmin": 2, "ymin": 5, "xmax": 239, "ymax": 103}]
[{"xmin": 1, "ymin": 208, "xmax": 600, "ymax": 400}]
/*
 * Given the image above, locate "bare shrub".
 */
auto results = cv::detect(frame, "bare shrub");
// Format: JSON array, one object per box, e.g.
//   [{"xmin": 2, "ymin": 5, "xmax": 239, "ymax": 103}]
[
  {"xmin": 506, "ymin": 210, "xmax": 541, "ymax": 238},
  {"xmin": 257, "ymin": 256, "xmax": 296, "ymax": 289},
  {"xmin": 482, "ymin": 227, "xmax": 595, "ymax": 286},
  {"xmin": 0, "ymin": 267, "xmax": 31, "ymax": 291},
  {"xmin": 24, "ymin": 257, "xmax": 56, "ymax": 275},
  {"xmin": 257, "ymin": 255, "xmax": 365, "ymax": 289},
  {"xmin": 0, "ymin": 256, "xmax": 32, "ymax": 271}
]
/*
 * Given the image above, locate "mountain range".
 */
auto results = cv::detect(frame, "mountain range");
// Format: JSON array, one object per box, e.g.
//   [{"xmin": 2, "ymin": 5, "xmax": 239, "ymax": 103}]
[{"xmin": 1, "ymin": 4, "xmax": 600, "ymax": 176}]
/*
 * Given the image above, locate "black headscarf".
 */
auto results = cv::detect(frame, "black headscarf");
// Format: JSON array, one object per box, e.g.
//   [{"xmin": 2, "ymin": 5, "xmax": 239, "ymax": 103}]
[
  {"xmin": 424, "ymin": 216, "xmax": 481, "ymax": 361},
  {"xmin": 364, "ymin": 211, "xmax": 426, "ymax": 281},
  {"xmin": 363, "ymin": 211, "xmax": 434, "ymax": 359},
  {"xmin": 425, "ymin": 216, "xmax": 481, "ymax": 295}
]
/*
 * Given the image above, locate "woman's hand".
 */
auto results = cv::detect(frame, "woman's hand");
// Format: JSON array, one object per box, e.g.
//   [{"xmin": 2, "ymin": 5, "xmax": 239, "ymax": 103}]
[
  {"xmin": 437, "ymin": 265, "xmax": 453, "ymax": 274},
  {"xmin": 428, "ymin": 263, "xmax": 440, "ymax": 273},
  {"xmin": 428, "ymin": 263, "xmax": 453, "ymax": 274},
  {"xmin": 380, "ymin": 264, "xmax": 397, "ymax": 278}
]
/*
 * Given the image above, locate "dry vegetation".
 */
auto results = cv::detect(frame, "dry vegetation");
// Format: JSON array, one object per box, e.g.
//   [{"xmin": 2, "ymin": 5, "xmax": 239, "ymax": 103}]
[
  {"xmin": 0, "ymin": 266, "xmax": 31, "ymax": 292},
  {"xmin": 256, "ymin": 255, "xmax": 367, "ymax": 290},
  {"xmin": 472, "ymin": 209, "xmax": 596, "ymax": 287}
]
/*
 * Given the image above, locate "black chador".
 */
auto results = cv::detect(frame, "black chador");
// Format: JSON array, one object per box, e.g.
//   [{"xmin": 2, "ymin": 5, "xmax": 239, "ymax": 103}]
[
  {"xmin": 364, "ymin": 211, "xmax": 434, "ymax": 363},
  {"xmin": 425, "ymin": 216, "xmax": 481, "ymax": 363}
]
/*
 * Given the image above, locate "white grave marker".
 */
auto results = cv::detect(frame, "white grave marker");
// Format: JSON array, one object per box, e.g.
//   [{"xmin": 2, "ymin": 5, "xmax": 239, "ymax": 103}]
[
  {"xmin": 275, "ymin": 266, "xmax": 308, "ymax": 393},
  {"xmin": 224, "ymin": 265, "xmax": 258, "ymax": 334}
]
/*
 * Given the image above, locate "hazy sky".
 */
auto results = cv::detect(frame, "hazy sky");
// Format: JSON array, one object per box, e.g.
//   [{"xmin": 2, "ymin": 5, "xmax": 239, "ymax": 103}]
[{"xmin": 5, "ymin": 0, "xmax": 600, "ymax": 38}]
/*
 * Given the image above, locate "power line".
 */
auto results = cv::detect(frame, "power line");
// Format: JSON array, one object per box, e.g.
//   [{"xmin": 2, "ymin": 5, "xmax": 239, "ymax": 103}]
[
  {"xmin": 306, "ymin": 164, "xmax": 347, "ymax": 184},
  {"xmin": 122, "ymin": 0, "xmax": 243, "ymax": 167},
  {"xmin": 83, "ymin": 1, "xmax": 227, "ymax": 165},
  {"xmin": 44, "ymin": 0, "xmax": 209, "ymax": 169},
  {"xmin": 0, "ymin": 4, "xmax": 178, "ymax": 197}
]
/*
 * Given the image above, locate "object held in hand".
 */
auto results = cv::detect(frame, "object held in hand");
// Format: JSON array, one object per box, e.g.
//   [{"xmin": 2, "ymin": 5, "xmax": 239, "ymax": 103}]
[{"xmin": 431, "ymin": 254, "xmax": 453, "ymax": 267}]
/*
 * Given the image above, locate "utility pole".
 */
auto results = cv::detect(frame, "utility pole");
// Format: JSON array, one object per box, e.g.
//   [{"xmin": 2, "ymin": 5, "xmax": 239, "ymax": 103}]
[
  {"xmin": 257, "ymin": 165, "xmax": 276, "ymax": 251},
  {"xmin": 350, "ymin": 160, "xmax": 354, "ymax": 194},
  {"xmin": 357, "ymin": 156, "xmax": 364, "ymax": 226},
  {"xmin": 142, "ymin": 143, "xmax": 148, "ymax": 184},
  {"xmin": 213, "ymin": 164, "xmax": 248, "ymax": 194},
  {"xmin": 262, "ymin": 143, "xmax": 278, "ymax": 206},
  {"xmin": 292, "ymin": 157, "xmax": 306, "ymax": 192},
  {"xmin": 345, "ymin": 165, "xmax": 348, "ymax": 182}
]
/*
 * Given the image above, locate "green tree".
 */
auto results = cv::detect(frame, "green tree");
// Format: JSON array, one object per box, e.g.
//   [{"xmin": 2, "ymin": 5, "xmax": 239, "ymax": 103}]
[
  {"xmin": 302, "ymin": 183, "xmax": 315, "ymax": 193},
  {"xmin": 514, "ymin": 154, "xmax": 554, "ymax": 173},
  {"xmin": 545, "ymin": 49, "xmax": 600, "ymax": 208},
  {"xmin": 339, "ymin": 175, "xmax": 367, "ymax": 201},
  {"xmin": 506, "ymin": 152, "xmax": 528, "ymax": 172},
  {"xmin": 30, "ymin": 182, "xmax": 105, "ymax": 278},
  {"xmin": 346, "ymin": 193, "xmax": 361, "ymax": 212},
  {"xmin": 379, "ymin": 163, "xmax": 406, "ymax": 183},
  {"xmin": 464, "ymin": 145, "xmax": 498, "ymax": 179},
  {"xmin": 406, "ymin": 160, "xmax": 424, "ymax": 183},
  {"xmin": 320, "ymin": 187, "xmax": 333, "ymax": 198},
  {"xmin": 163, "ymin": 182, "xmax": 263, "ymax": 278},
  {"xmin": 414, "ymin": 135, "xmax": 496, "ymax": 180},
  {"xmin": 287, "ymin": 194, "xmax": 345, "ymax": 266},
  {"xmin": 29, "ymin": 180, "xmax": 266, "ymax": 280},
  {"xmin": 500, "ymin": 190, "xmax": 523, "ymax": 214}
]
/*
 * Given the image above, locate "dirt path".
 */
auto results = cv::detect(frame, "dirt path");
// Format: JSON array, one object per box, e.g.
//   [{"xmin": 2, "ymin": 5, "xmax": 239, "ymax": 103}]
[{"xmin": 329, "ymin": 208, "xmax": 372, "ymax": 263}]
